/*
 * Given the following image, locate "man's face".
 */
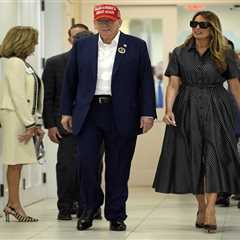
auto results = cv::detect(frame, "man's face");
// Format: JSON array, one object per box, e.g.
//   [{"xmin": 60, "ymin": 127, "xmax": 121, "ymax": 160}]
[
  {"xmin": 69, "ymin": 27, "xmax": 87, "ymax": 45},
  {"xmin": 94, "ymin": 18, "xmax": 122, "ymax": 43}
]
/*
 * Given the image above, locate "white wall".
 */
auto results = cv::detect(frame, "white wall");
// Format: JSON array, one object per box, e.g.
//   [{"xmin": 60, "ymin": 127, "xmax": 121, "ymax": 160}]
[
  {"xmin": 17, "ymin": 0, "xmax": 43, "ymax": 74},
  {"xmin": 0, "ymin": 1, "xmax": 18, "ymax": 41},
  {"xmin": 44, "ymin": 0, "xmax": 65, "ymax": 58}
]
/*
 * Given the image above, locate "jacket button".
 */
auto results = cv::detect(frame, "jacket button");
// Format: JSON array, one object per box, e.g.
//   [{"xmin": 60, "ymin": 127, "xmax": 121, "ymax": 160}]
[{"xmin": 27, "ymin": 99, "xmax": 30, "ymax": 103}]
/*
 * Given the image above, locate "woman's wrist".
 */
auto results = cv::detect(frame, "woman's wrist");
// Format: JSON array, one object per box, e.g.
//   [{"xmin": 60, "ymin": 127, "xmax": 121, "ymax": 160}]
[{"xmin": 165, "ymin": 108, "xmax": 172, "ymax": 114}]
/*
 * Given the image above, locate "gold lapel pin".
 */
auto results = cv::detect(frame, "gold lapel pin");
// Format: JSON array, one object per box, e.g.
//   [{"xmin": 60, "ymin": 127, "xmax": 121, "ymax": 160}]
[{"xmin": 118, "ymin": 47, "xmax": 126, "ymax": 54}]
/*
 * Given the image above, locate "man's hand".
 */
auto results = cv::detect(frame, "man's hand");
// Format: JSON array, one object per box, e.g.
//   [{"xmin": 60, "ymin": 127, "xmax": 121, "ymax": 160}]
[
  {"xmin": 163, "ymin": 111, "xmax": 176, "ymax": 126},
  {"xmin": 140, "ymin": 116, "xmax": 154, "ymax": 133},
  {"xmin": 61, "ymin": 115, "xmax": 73, "ymax": 133},
  {"xmin": 48, "ymin": 127, "xmax": 62, "ymax": 144}
]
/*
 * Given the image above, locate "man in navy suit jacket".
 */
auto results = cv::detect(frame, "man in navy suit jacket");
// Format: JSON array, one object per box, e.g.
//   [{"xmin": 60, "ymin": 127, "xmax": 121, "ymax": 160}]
[{"xmin": 61, "ymin": 4, "xmax": 156, "ymax": 231}]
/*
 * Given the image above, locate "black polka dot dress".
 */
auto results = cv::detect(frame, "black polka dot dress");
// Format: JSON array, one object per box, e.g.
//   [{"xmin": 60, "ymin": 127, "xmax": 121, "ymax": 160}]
[{"xmin": 153, "ymin": 41, "xmax": 240, "ymax": 194}]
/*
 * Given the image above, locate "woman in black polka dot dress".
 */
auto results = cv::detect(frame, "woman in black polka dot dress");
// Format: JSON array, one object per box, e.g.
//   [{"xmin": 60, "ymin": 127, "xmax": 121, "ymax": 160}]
[{"xmin": 153, "ymin": 11, "xmax": 240, "ymax": 233}]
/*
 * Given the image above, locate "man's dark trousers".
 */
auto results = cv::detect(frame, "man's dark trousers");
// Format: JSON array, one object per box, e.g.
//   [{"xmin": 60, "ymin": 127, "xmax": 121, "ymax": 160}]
[
  {"xmin": 57, "ymin": 123, "xmax": 104, "ymax": 214},
  {"xmin": 76, "ymin": 101, "xmax": 137, "ymax": 221},
  {"xmin": 56, "ymin": 131, "xmax": 77, "ymax": 212}
]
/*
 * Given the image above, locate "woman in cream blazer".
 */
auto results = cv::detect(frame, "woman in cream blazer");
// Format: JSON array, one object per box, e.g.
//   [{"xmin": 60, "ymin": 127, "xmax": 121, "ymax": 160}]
[{"xmin": 0, "ymin": 26, "xmax": 44, "ymax": 222}]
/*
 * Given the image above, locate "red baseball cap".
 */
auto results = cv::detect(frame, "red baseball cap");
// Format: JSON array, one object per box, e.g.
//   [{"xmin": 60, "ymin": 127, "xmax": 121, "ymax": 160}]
[{"xmin": 94, "ymin": 4, "xmax": 121, "ymax": 21}]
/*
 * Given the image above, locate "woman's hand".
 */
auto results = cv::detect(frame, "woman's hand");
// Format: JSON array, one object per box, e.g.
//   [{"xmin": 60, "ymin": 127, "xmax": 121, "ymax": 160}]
[
  {"xmin": 18, "ymin": 127, "xmax": 35, "ymax": 144},
  {"xmin": 35, "ymin": 127, "xmax": 45, "ymax": 140},
  {"xmin": 163, "ymin": 111, "xmax": 176, "ymax": 126},
  {"xmin": 164, "ymin": 76, "xmax": 180, "ymax": 127}
]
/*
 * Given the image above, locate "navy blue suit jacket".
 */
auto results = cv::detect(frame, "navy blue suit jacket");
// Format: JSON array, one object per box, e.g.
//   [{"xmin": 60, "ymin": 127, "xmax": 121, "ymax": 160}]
[{"xmin": 61, "ymin": 32, "xmax": 157, "ymax": 137}]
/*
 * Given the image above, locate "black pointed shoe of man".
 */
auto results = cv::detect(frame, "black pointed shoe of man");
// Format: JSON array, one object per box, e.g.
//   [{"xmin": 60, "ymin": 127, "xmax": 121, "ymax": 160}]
[
  {"xmin": 77, "ymin": 209, "xmax": 126, "ymax": 231},
  {"xmin": 77, "ymin": 209, "xmax": 96, "ymax": 231},
  {"xmin": 110, "ymin": 221, "xmax": 127, "ymax": 231},
  {"xmin": 57, "ymin": 211, "xmax": 72, "ymax": 220},
  {"xmin": 77, "ymin": 207, "xmax": 102, "ymax": 220}
]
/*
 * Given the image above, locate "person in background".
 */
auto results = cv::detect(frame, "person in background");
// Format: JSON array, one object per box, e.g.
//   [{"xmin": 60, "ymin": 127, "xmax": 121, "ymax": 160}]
[
  {"xmin": 0, "ymin": 26, "xmax": 44, "ymax": 222},
  {"xmin": 237, "ymin": 108, "xmax": 240, "ymax": 209},
  {"xmin": 153, "ymin": 62, "xmax": 164, "ymax": 108},
  {"xmin": 153, "ymin": 11, "xmax": 240, "ymax": 233},
  {"xmin": 232, "ymin": 48, "xmax": 240, "ymax": 207},
  {"xmin": 216, "ymin": 39, "xmax": 240, "ymax": 207},
  {"xmin": 234, "ymin": 49, "xmax": 240, "ymax": 208},
  {"xmin": 42, "ymin": 24, "xmax": 103, "ymax": 221},
  {"xmin": 61, "ymin": 4, "xmax": 156, "ymax": 231}
]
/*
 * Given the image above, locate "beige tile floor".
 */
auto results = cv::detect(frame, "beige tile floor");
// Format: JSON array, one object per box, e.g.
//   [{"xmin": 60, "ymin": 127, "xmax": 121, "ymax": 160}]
[{"xmin": 0, "ymin": 188, "xmax": 239, "ymax": 240}]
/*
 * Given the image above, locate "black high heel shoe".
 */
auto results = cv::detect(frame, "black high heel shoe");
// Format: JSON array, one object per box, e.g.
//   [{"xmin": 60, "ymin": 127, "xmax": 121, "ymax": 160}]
[
  {"xmin": 204, "ymin": 224, "xmax": 217, "ymax": 233},
  {"xmin": 3, "ymin": 206, "xmax": 38, "ymax": 222},
  {"xmin": 195, "ymin": 211, "xmax": 205, "ymax": 228},
  {"xmin": 204, "ymin": 210, "xmax": 217, "ymax": 233}
]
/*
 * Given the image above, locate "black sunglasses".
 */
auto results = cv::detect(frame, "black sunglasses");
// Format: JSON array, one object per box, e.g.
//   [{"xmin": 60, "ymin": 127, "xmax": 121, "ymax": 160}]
[{"xmin": 190, "ymin": 20, "xmax": 210, "ymax": 29}]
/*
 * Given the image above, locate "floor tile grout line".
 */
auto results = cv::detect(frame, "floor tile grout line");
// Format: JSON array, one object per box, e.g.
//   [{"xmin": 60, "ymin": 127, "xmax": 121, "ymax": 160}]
[
  {"xmin": 125, "ymin": 195, "xmax": 168, "ymax": 239},
  {"xmin": 220, "ymin": 205, "xmax": 234, "ymax": 240},
  {"xmin": 26, "ymin": 223, "xmax": 56, "ymax": 240}
]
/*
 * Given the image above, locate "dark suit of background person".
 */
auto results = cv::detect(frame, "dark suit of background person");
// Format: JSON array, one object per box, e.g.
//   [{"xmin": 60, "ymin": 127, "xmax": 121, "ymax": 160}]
[
  {"xmin": 42, "ymin": 24, "xmax": 102, "ymax": 220},
  {"xmin": 61, "ymin": 4, "xmax": 156, "ymax": 231},
  {"xmin": 215, "ymin": 39, "xmax": 240, "ymax": 207},
  {"xmin": 236, "ymin": 104, "xmax": 240, "ymax": 208},
  {"xmin": 233, "ymin": 50, "xmax": 240, "ymax": 208}
]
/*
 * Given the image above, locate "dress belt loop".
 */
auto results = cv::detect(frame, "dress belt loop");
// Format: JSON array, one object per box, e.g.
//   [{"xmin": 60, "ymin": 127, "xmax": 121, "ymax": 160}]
[{"xmin": 183, "ymin": 82, "xmax": 223, "ymax": 89}]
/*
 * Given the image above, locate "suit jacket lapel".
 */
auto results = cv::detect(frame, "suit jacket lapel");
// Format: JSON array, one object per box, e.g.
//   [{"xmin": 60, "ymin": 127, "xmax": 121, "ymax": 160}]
[{"xmin": 112, "ymin": 32, "xmax": 127, "ymax": 77}]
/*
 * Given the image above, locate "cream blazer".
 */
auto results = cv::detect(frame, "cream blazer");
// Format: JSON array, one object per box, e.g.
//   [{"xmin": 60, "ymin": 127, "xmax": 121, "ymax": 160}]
[{"xmin": 0, "ymin": 57, "xmax": 44, "ymax": 128}]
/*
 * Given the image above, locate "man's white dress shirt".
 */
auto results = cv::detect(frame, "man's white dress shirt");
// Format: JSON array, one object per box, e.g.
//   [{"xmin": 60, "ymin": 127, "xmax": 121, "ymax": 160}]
[{"xmin": 95, "ymin": 31, "xmax": 120, "ymax": 95}]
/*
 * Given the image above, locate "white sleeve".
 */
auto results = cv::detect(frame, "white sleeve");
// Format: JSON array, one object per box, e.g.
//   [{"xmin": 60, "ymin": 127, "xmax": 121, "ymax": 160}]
[{"xmin": 6, "ymin": 58, "xmax": 35, "ymax": 128}]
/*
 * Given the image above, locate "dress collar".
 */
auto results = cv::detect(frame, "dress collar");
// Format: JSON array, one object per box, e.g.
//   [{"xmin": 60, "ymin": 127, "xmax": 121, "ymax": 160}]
[{"xmin": 187, "ymin": 39, "xmax": 210, "ymax": 56}]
